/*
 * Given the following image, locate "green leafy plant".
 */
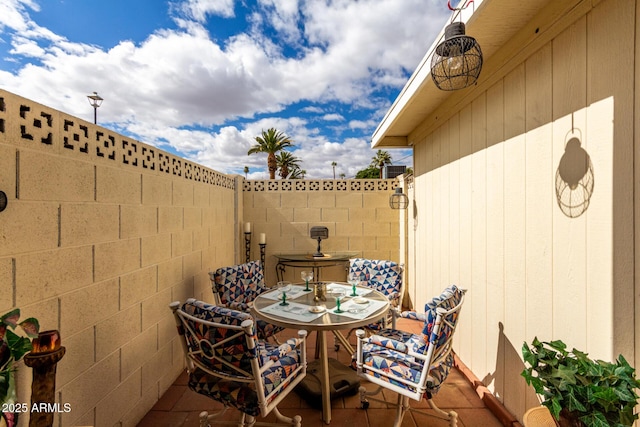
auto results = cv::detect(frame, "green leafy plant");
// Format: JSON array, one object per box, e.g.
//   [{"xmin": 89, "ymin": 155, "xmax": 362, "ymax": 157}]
[
  {"xmin": 0, "ymin": 309, "xmax": 39, "ymax": 405},
  {"xmin": 522, "ymin": 337, "xmax": 640, "ymax": 427}
]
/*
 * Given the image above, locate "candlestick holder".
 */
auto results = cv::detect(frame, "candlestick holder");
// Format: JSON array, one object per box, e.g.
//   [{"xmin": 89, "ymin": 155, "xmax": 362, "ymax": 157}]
[
  {"xmin": 259, "ymin": 243, "xmax": 266, "ymax": 267},
  {"xmin": 24, "ymin": 332, "xmax": 65, "ymax": 427},
  {"xmin": 244, "ymin": 232, "xmax": 251, "ymax": 263}
]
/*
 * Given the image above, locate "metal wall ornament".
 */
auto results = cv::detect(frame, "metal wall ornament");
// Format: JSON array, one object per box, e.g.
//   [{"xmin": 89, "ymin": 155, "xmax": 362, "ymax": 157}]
[
  {"xmin": 555, "ymin": 131, "xmax": 594, "ymax": 218},
  {"xmin": 0, "ymin": 191, "xmax": 7, "ymax": 212},
  {"xmin": 431, "ymin": 21, "xmax": 483, "ymax": 91}
]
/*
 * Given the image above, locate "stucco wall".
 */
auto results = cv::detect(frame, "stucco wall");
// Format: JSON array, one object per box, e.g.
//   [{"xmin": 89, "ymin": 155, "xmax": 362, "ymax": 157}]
[
  {"xmin": 406, "ymin": 0, "xmax": 635, "ymax": 422},
  {"xmin": 0, "ymin": 89, "xmax": 237, "ymax": 426}
]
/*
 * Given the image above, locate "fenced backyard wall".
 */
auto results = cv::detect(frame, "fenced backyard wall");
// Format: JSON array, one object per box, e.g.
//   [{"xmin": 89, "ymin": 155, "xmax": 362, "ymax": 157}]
[
  {"xmin": 242, "ymin": 179, "xmax": 401, "ymax": 286},
  {"xmin": 0, "ymin": 89, "xmax": 402, "ymax": 426},
  {"xmin": 0, "ymin": 89, "xmax": 238, "ymax": 426}
]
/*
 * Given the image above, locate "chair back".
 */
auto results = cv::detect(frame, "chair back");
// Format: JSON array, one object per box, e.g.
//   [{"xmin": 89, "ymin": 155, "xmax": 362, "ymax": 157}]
[
  {"xmin": 212, "ymin": 260, "xmax": 268, "ymax": 308},
  {"xmin": 171, "ymin": 298, "xmax": 259, "ymax": 380},
  {"xmin": 422, "ymin": 285, "xmax": 465, "ymax": 363},
  {"xmin": 354, "ymin": 285, "xmax": 466, "ymax": 425},
  {"xmin": 349, "ymin": 258, "xmax": 404, "ymax": 306}
]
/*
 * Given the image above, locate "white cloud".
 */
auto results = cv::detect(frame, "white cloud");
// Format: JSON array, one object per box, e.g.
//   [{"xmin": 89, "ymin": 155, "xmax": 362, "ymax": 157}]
[
  {"xmin": 0, "ymin": 0, "xmax": 443, "ymax": 177},
  {"xmin": 349, "ymin": 119, "xmax": 374, "ymax": 130},
  {"xmin": 0, "ymin": 0, "xmax": 38, "ymax": 33},
  {"xmin": 174, "ymin": 0, "xmax": 236, "ymax": 22},
  {"xmin": 257, "ymin": 0, "xmax": 302, "ymax": 46},
  {"xmin": 10, "ymin": 36, "xmax": 45, "ymax": 58},
  {"xmin": 322, "ymin": 113, "xmax": 344, "ymax": 122}
]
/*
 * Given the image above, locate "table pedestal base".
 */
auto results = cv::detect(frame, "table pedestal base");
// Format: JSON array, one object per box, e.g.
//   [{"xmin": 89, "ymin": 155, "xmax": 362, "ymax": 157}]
[{"xmin": 295, "ymin": 358, "xmax": 360, "ymax": 411}]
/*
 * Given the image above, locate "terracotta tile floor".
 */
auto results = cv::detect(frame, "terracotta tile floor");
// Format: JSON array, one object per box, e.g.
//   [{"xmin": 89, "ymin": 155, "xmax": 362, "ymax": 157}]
[{"xmin": 138, "ymin": 320, "xmax": 508, "ymax": 427}]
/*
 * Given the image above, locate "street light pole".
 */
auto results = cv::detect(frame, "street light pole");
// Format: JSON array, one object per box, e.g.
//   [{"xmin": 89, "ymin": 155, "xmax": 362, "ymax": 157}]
[{"xmin": 87, "ymin": 91, "xmax": 103, "ymax": 124}]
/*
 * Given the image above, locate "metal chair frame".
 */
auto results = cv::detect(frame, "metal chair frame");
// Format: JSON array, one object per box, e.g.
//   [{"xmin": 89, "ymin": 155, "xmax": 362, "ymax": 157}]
[
  {"xmin": 355, "ymin": 289, "xmax": 466, "ymax": 427},
  {"xmin": 170, "ymin": 299, "xmax": 307, "ymax": 427},
  {"xmin": 210, "ymin": 261, "xmax": 282, "ymax": 342}
]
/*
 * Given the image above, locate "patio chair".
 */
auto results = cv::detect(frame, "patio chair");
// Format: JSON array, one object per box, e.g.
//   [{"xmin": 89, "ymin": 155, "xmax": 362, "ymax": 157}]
[
  {"xmin": 169, "ymin": 299, "xmax": 307, "ymax": 427},
  {"xmin": 354, "ymin": 284, "xmax": 466, "ymax": 427},
  {"xmin": 210, "ymin": 260, "xmax": 283, "ymax": 340},
  {"xmin": 348, "ymin": 258, "xmax": 404, "ymax": 333}
]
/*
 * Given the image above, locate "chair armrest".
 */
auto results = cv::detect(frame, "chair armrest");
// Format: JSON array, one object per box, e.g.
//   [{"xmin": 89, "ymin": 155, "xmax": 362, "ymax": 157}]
[
  {"xmin": 260, "ymin": 330, "xmax": 307, "ymax": 370},
  {"xmin": 228, "ymin": 301, "xmax": 250, "ymax": 311},
  {"xmin": 400, "ymin": 310, "xmax": 426, "ymax": 321},
  {"xmin": 386, "ymin": 292, "xmax": 400, "ymax": 303},
  {"xmin": 266, "ymin": 336, "xmax": 306, "ymax": 361},
  {"xmin": 366, "ymin": 334, "xmax": 409, "ymax": 354},
  {"xmin": 269, "ymin": 330, "xmax": 307, "ymax": 362}
]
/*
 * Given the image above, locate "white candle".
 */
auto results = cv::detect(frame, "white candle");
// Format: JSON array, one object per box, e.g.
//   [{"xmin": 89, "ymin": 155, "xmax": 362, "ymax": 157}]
[
  {"xmin": 244, "ymin": 222, "xmax": 251, "ymax": 233},
  {"xmin": 259, "ymin": 233, "xmax": 266, "ymax": 244}
]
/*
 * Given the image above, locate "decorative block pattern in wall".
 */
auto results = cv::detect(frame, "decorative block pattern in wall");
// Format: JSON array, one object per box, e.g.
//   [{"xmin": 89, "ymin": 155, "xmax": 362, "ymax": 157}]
[
  {"xmin": 243, "ymin": 179, "xmax": 397, "ymax": 192},
  {"xmin": 0, "ymin": 89, "xmax": 239, "ymax": 426},
  {"xmin": 0, "ymin": 91, "xmax": 235, "ymax": 189}
]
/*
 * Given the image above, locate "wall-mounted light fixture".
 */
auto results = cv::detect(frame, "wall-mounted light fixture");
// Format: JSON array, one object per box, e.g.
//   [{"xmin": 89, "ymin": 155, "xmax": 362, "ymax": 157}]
[
  {"xmin": 430, "ymin": 22, "xmax": 483, "ymax": 91},
  {"xmin": 0, "ymin": 191, "xmax": 7, "ymax": 212},
  {"xmin": 389, "ymin": 187, "xmax": 409, "ymax": 210},
  {"xmin": 87, "ymin": 91, "xmax": 103, "ymax": 124}
]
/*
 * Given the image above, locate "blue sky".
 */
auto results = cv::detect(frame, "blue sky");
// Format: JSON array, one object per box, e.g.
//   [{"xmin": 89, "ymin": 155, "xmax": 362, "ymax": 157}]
[{"xmin": 0, "ymin": 0, "xmax": 451, "ymax": 179}]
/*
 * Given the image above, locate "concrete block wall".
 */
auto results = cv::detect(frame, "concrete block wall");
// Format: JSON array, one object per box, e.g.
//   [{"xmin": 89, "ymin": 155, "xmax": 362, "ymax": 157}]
[
  {"xmin": 0, "ymin": 88, "xmax": 404, "ymax": 426},
  {"xmin": 0, "ymin": 90, "xmax": 237, "ymax": 426},
  {"xmin": 242, "ymin": 179, "xmax": 401, "ymax": 286}
]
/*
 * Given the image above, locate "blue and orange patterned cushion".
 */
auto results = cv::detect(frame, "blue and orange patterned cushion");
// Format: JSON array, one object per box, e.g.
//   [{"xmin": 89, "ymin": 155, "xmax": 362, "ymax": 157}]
[
  {"xmin": 348, "ymin": 258, "xmax": 403, "ymax": 305},
  {"xmin": 213, "ymin": 260, "xmax": 268, "ymax": 309},
  {"xmin": 349, "ymin": 258, "xmax": 403, "ymax": 330},
  {"xmin": 357, "ymin": 285, "xmax": 464, "ymax": 395},
  {"xmin": 181, "ymin": 300, "xmax": 304, "ymax": 416},
  {"xmin": 212, "ymin": 261, "xmax": 283, "ymax": 339}
]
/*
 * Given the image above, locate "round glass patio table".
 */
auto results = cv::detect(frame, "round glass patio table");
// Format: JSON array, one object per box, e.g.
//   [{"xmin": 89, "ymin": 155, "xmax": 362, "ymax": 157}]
[
  {"xmin": 273, "ymin": 252, "xmax": 358, "ymax": 282},
  {"xmin": 251, "ymin": 282, "xmax": 389, "ymax": 425}
]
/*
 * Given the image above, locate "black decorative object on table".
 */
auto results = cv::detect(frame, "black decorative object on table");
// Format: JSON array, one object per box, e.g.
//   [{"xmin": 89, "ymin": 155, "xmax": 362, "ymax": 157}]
[{"xmin": 310, "ymin": 226, "xmax": 328, "ymax": 257}]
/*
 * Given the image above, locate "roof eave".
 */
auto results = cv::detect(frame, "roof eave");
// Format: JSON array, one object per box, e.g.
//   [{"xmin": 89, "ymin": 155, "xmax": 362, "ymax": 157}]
[{"xmin": 371, "ymin": 0, "xmax": 554, "ymax": 148}]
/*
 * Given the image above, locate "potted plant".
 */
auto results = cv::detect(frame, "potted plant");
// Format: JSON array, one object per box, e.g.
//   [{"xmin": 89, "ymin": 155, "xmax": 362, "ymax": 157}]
[
  {"xmin": 522, "ymin": 337, "xmax": 640, "ymax": 427},
  {"xmin": 0, "ymin": 309, "xmax": 39, "ymax": 427}
]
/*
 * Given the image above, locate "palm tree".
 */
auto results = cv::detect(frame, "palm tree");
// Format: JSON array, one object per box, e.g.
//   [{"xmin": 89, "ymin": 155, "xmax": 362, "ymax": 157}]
[
  {"xmin": 276, "ymin": 151, "xmax": 301, "ymax": 179},
  {"xmin": 247, "ymin": 128, "xmax": 294, "ymax": 179},
  {"xmin": 243, "ymin": 166, "xmax": 249, "ymax": 179},
  {"xmin": 331, "ymin": 161, "xmax": 337, "ymax": 179},
  {"xmin": 288, "ymin": 166, "xmax": 304, "ymax": 179},
  {"xmin": 371, "ymin": 150, "xmax": 392, "ymax": 179},
  {"xmin": 339, "ymin": 173, "xmax": 346, "ymax": 179}
]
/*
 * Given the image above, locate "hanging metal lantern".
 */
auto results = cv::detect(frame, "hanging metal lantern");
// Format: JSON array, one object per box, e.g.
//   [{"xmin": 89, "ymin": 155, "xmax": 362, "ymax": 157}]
[
  {"xmin": 555, "ymin": 134, "xmax": 594, "ymax": 218},
  {"xmin": 389, "ymin": 187, "xmax": 409, "ymax": 210},
  {"xmin": 431, "ymin": 22, "xmax": 483, "ymax": 91}
]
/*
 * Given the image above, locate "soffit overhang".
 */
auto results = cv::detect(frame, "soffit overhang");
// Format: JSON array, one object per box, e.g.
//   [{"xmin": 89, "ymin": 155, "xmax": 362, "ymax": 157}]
[{"xmin": 371, "ymin": 0, "xmax": 565, "ymax": 148}]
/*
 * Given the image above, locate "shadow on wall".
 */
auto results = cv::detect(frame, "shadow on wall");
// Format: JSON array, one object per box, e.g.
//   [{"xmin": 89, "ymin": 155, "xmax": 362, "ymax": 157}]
[
  {"xmin": 555, "ymin": 128, "xmax": 594, "ymax": 218},
  {"xmin": 482, "ymin": 322, "xmax": 539, "ymax": 416}
]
